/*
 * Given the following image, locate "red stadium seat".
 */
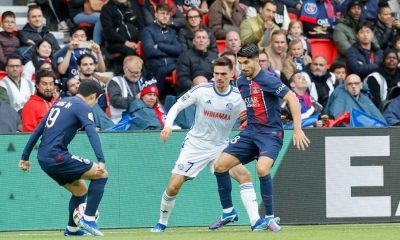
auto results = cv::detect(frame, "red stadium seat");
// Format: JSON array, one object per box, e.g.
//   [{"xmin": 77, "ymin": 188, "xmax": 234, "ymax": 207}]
[
  {"xmin": 288, "ymin": 13, "xmax": 298, "ymax": 20},
  {"xmin": 136, "ymin": 41, "xmax": 145, "ymax": 59},
  {"xmin": 308, "ymin": 38, "xmax": 338, "ymax": 67},
  {"xmin": 202, "ymin": 14, "xmax": 209, "ymax": 26},
  {"xmin": 0, "ymin": 71, "xmax": 7, "ymax": 80},
  {"xmin": 165, "ymin": 70, "xmax": 176, "ymax": 85},
  {"xmin": 216, "ymin": 40, "xmax": 226, "ymax": 53},
  {"xmin": 79, "ymin": 22, "xmax": 95, "ymax": 28}
]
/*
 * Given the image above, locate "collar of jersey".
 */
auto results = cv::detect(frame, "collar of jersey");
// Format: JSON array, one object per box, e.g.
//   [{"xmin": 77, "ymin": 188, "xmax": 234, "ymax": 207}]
[{"xmin": 212, "ymin": 82, "xmax": 232, "ymax": 96}]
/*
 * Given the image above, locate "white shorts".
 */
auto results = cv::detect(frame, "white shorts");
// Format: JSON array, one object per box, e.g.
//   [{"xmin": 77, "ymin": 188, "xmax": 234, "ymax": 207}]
[{"xmin": 172, "ymin": 138, "xmax": 227, "ymax": 178}]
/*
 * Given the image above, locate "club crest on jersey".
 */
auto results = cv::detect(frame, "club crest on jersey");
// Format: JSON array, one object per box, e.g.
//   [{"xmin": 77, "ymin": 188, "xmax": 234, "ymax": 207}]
[
  {"xmin": 252, "ymin": 87, "xmax": 260, "ymax": 94},
  {"xmin": 226, "ymin": 103, "xmax": 233, "ymax": 111},
  {"xmin": 206, "ymin": 99, "xmax": 212, "ymax": 104},
  {"xmin": 304, "ymin": 2, "xmax": 317, "ymax": 14}
]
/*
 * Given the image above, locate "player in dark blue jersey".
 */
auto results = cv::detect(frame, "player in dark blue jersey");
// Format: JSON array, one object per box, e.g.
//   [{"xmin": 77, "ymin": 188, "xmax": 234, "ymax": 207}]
[
  {"xmin": 210, "ymin": 44, "xmax": 310, "ymax": 232},
  {"xmin": 19, "ymin": 80, "xmax": 108, "ymax": 236}
]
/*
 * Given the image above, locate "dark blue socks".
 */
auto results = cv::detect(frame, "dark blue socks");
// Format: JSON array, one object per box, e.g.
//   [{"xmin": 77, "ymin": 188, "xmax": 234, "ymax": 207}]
[
  {"xmin": 68, "ymin": 194, "xmax": 86, "ymax": 226},
  {"xmin": 259, "ymin": 174, "xmax": 273, "ymax": 216},
  {"xmin": 85, "ymin": 178, "xmax": 108, "ymax": 217},
  {"xmin": 215, "ymin": 171, "xmax": 233, "ymax": 209}
]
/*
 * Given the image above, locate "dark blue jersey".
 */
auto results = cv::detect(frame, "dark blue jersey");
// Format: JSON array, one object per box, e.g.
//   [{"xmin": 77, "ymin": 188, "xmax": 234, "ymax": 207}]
[
  {"xmin": 21, "ymin": 96, "xmax": 105, "ymax": 163},
  {"xmin": 237, "ymin": 69, "xmax": 289, "ymax": 133}
]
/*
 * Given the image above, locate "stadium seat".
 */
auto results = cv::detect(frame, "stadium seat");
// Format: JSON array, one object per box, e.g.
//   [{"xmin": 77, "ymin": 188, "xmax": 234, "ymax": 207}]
[
  {"xmin": 0, "ymin": 71, "xmax": 7, "ymax": 80},
  {"xmin": 165, "ymin": 69, "xmax": 177, "ymax": 85},
  {"xmin": 79, "ymin": 22, "xmax": 95, "ymax": 28},
  {"xmin": 288, "ymin": 13, "xmax": 298, "ymax": 20},
  {"xmin": 136, "ymin": 41, "xmax": 145, "ymax": 59},
  {"xmin": 216, "ymin": 40, "xmax": 226, "ymax": 53},
  {"xmin": 202, "ymin": 14, "xmax": 209, "ymax": 26},
  {"xmin": 308, "ymin": 38, "xmax": 338, "ymax": 67}
]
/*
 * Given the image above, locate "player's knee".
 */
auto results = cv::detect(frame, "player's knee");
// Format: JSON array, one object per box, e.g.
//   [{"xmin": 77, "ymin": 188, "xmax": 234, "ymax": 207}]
[
  {"xmin": 166, "ymin": 184, "xmax": 180, "ymax": 196},
  {"xmin": 256, "ymin": 166, "xmax": 270, "ymax": 177},
  {"xmin": 214, "ymin": 161, "xmax": 227, "ymax": 173}
]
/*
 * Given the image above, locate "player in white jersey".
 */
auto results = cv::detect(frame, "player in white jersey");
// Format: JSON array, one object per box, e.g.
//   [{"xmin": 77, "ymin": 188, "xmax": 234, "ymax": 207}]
[{"xmin": 151, "ymin": 57, "xmax": 261, "ymax": 232}]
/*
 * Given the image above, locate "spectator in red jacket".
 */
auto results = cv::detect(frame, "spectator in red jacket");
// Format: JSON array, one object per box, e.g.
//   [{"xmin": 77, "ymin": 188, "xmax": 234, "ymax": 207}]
[{"xmin": 21, "ymin": 69, "xmax": 56, "ymax": 132}]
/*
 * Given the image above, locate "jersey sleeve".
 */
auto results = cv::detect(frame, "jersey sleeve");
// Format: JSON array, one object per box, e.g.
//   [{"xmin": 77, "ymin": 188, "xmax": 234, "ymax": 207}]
[
  {"xmin": 75, "ymin": 104, "xmax": 105, "ymax": 163},
  {"xmin": 21, "ymin": 111, "xmax": 48, "ymax": 161},
  {"xmin": 164, "ymin": 85, "xmax": 200, "ymax": 128},
  {"xmin": 257, "ymin": 73, "xmax": 289, "ymax": 98}
]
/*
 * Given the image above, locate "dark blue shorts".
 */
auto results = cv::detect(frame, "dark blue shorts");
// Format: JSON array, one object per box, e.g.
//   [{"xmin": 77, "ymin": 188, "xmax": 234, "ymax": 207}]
[
  {"xmin": 223, "ymin": 130, "xmax": 283, "ymax": 165},
  {"xmin": 39, "ymin": 154, "xmax": 93, "ymax": 186}
]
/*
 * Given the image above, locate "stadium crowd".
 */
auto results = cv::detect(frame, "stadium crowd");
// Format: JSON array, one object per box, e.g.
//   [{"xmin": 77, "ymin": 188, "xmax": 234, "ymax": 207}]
[{"xmin": 1, "ymin": 0, "xmax": 400, "ymax": 132}]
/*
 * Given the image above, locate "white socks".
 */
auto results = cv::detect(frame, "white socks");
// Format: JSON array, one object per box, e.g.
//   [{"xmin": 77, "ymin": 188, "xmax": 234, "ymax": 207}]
[
  {"xmin": 240, "ymin": 182, "xmax": 260, "ymax": 226},
  {"xmin": 158, "ymin": 191, "xmax": 176, "ymax": 226}
]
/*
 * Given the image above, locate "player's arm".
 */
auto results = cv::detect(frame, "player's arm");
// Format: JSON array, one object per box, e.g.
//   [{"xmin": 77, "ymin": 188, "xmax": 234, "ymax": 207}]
[
  {"xmin": 161, "ymin": 88, "xmax": 198, "ymax": 142},
  {"xmin": 283, "ymin": 91, "xmax": 310, "ymax": 151},
  {"xmin": 19, "ymin": 113, "xmax": 48, "ymax": 171}
]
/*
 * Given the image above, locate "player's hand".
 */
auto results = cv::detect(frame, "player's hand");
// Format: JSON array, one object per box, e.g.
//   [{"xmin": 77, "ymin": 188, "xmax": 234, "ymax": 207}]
[
  {"xmin": 19, "ymin": 160, "xmax": 31, "ymax": 171},
  {"xmin": 160, "ymin": 127, "xmax": 172, "ymax": 142},
  {"xmin": 96, "ymin": 162, "xmax": 105, "ymax": 174},
  {"xmin": 293, "ymin": 129, "xmax": 310, "ymax": 151},
  {"xmin": 238, "ymin": 110, "xmax": 247, "ymax": 121}
]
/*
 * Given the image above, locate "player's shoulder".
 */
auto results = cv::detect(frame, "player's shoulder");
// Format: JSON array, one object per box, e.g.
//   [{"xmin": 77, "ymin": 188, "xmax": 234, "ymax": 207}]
[{"xmin": 189, "ymin": 82, "xmax": 214, "ymax": 94}]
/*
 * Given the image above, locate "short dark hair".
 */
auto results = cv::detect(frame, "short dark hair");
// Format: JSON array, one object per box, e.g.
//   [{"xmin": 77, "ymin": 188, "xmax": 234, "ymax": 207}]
[
  {"xmin": 193, "ymin": 28, "xmax": 209, "ymax": 38},
  {"xmin": 356, "ymin": 20, "xmax": 374, "ymax": 33},
  {"xmin": 2, "ymin": 11, "xmax": 15, "ymax": 20},
  {"xmin": 78, "ymin": 79, "xmax": 104, "ymax": 98},
  {"xmin": 156, "ymin": 3, "xmax": 172, "ymax": 12},
  {"xmin": 260, "ymin": 0, "xmax": 277, "ymax": 9},
  {"xmin": 27, "ymin": 5, "xmax": 42, "ymax": 18},
  {"xmin": 6, "ymin": 54, "xmax": 22, "ymax": 66},
  {"xmin": 214, "ymin": 56, "xmax": 233, "ymax": 70},
  {"xmin": 220, "ymin": 49, "xmax": 237, "ymax": 59},
  {"xmin": 237, "ymin": 44, "xmax": 259, "ymax": 59},
  {"xmin": 329, "ymin": 62, "xmax": 346, "ymax": 72},
  {"xmin": 77, "ymin": 53, "xmax": 95, "ymax": 66},
  {"xmin": 70, "ymin": 26, "xmax": 87, "ymax": 37},
  {"xmin": 35, "ymin": 69, "xmax": 57, "ymax": 85}
]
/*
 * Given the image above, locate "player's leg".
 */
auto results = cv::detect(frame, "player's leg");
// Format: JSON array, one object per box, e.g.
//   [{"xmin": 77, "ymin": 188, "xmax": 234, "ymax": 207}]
[
  {"xmin": 63, "ymin": 180, "xmax": 90, "ymax": 236},
  {"xmin": 229, "ymin": 165, "xmax": 261, "ymax": 227},
  {"xmin": 77, "ymin": 162, "xmax": 109, "ymax": 236},
  {"xmin": 151, "ymin": 173, "xmax": 187, "ymax": 232}
]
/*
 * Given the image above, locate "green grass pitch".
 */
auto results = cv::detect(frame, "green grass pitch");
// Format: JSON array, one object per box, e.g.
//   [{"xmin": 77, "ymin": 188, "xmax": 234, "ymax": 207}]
[{"xmin": 1, "ymin": 224, "xmax": 400, "ymax": 240}]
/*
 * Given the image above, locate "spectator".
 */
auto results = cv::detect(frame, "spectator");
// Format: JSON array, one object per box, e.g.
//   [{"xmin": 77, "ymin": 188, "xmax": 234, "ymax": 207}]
[
  {"xmin": 374, "ymin": 1, "xmax": 400, "ymax": 50},
  {"xmin": 341, "ymin": 0, "xmax": 379, "ymax": 21},
  {"xmin": 100, "ymin": 0, "xmax": 141, "ymax": 58},
  {"xmin": 221, "ymin": 49, "xmax": 241, "ymax": 79},
  {"xmin": 394, "ymin": 35, "xmax": 400, "ymax": 61},
  {"xmin": 281, "ymin": 72, "xmax": 323, "ymax": 126},
  {"xmin": 22, "ymin": 39, "xmax": 55, "ymax": 82},
  {"xmin": 141, "ymin": 3, "xmax": 182, "ymax": 99},
  {"xmin": 224, "ymin": 30, "xmax": 241, "ymax": 54},
  {"xmin": 107, "ymin": 56, "xmax": 144, "ymax": 124},
  {"xmin": 21, "ymin": 69, "xmax": 56, "ymax": 132},
  {"xmin": 258, "ymin": 51, "xmax": 272, "ymax": 71},
  {"xmin": 383, "ymin": 95, "xmax": 400, "ymax": 125},
  {"xmin": 137, "ymin": 0, "xmax": 186, "ymax": 31},
  {"xmin": 277, "ymin": 0, "xmax": 302, "ymax": 16},
  {"xmin": 0, "ymin": 99, "xmax": 20, "ymax": 132},
  {"xmin": 364, "ymin": 49, "xmax": 400, "ymax": 109},
  {"xmin": 287, "ymin": 20, "xmax": 311, "ymax": 54},
  {"xmin": 76, "ymin": 54, "xmax": 105, "ymax": 86},
  {"xmin": 264, "ymin": 30, "xmax": 287, "ymax": 73},
  {"xmin": 208, "ymin": 0, "xmax": 246, "ymax": 40},
  {"xmin": 299, "ymin": 0, "xmax": 337, "ymax": 39},
  {"xmin": 0, "ymin": 55, "xmax": 35, "ymax": 112},
  {"xmin": 325, "ymin": 74, "xmax": 386, "ymax": 122},
  {"xmin": 282, "ymin": 38, "xmax": 312, "ymax": 81},
  {"xmin": 302, "ymin": 56, "xmax": 335, "ymax": 108},
  {"xmin": 177, "ymin": 29, "xmax": 218, "ymax": 94},
  {"xmin": 55, "ymin": 26, "xmax": 105, "ymax": 81},
  {"xmin": 0, "ymin": 11, "xmax": 20, "ymax": 70},
  {"xmin": 127, "ymin": 82, "xmax": 167, "ymax": 130},
  {"xmin": 346, "ymin": 21, "xmax": 383, "ymax": 79},
  {"xmin": 178, "ymin": 8, "xmax": 218, "ymax": 53},
  {"xmin": 333, "ymin": 0, "xmax": 365, "ymax": 64},
  {"xmin": 62, "ymin": 77, "xmax": 80, "ymax": 98},
  {"xmin": 329, "ymin": 61, "xmax": 347, "ymax": 87},
  {"xmin": 239, "ymin": 0, "xmax": 279, "ymax": 48},
  {"xmin": 67, "ymin": 0, "xmax": 102, "ymax": 44},
  {"xmin": 17, "ymin": 5, "xmax": 60, "ymax": 57}
]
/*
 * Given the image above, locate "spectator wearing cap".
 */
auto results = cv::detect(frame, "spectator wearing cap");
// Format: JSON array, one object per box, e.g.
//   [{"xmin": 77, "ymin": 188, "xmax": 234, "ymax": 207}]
[
  {"xmin": 374, "ymin": 1, "xmax": 400, "ymax": 51},
  {"xmin": 107, "ymin": 55, "xmax": 144, "ymax": 124},
  {"xmin": 127, "ymin": 82, "xmax": 167, "ymax": 130},
  {"xmin": 21, "ymin": 69, "xmax": 56, "ymax": 132},
  {"xmin": 346, "ymin": 21, "xmax": 383, "ymax": 79},
  {"xmin": 176, "ymin": 29, "xmax": 218, "ymax": 95},
  {"xmin": 340, "ymin": 0, "xmax": 378, "ymax": 21},
  {"xmin": 299, "ymin": 0, "xmax": 337, "ymax": 39},
  {"xmin": 178, "ymin": 8, "xmax": 218, "ymax": 53}
]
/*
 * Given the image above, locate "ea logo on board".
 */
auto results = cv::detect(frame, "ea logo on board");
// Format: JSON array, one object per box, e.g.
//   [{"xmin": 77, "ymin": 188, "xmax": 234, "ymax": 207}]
[{"xmin": 304, "ymin": 3, "xmax": 317, "ymax": 15}]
